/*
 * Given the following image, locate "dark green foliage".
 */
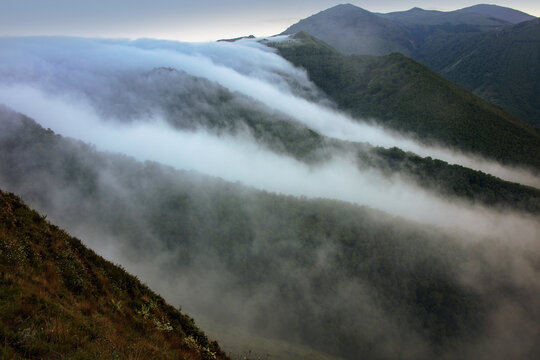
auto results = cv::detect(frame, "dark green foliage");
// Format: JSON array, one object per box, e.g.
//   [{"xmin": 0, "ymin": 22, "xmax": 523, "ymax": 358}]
[
  {"xmin": 270, "ymin": 33, "xmax": 540, "ymax": 170},
  {"xmin": 417, "ymin": 19, "xmax": 540, "ymax": 127},
  {"xmin": 358, "ymin": 146, "xmax": 540, "ymax": 213}
]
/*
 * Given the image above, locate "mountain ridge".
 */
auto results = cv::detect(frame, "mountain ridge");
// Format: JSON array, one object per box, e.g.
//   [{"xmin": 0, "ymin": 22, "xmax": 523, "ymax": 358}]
[
  {"xmin": 456, "ymin": 4, "xmax": 536, "ymax": 23},
  {"xmin": 269, "ymin": 32, "xmax": 540, "ymax": 170},
  {"xmin": 280, "ymin": 4, "xmax": 539, "ymax": 126}
]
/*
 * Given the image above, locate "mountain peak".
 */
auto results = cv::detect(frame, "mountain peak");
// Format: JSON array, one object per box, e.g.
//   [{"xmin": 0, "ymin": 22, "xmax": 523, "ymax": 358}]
[
  {"xmin": 281, "ymin": 3, "xmax": 412, "ymax": 56},
  {"xmin": 321, "ymin": 3, "xmax": 374, "ymax": 16}
]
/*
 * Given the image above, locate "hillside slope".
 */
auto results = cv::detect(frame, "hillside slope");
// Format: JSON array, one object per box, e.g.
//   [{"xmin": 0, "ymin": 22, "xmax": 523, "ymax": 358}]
[
  {"xmin": 270, "ymin": 33, "xmax": 540, "ymax": 170},
  {"xmin": 0, "ymin": 190, "xmax": 228, "ymax": 360},
  {"xmin": 417, "ymin": 18, "xmax": 540, "ymax": 127}
]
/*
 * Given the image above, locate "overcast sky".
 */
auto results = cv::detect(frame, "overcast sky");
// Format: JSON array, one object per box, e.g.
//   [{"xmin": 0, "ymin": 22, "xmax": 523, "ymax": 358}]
[{"xmin": 0, "ymin": 1, "xmax": 538, "ymax": 41}]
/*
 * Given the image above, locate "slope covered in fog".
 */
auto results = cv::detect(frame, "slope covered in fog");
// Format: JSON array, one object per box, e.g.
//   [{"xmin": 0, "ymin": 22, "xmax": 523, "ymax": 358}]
[
  {"xmin": 1, "ymin": 36, "xmax": 539, "ymax": 190},
  {"xmin": 1, "ymin": 107, "xmax": 540, "ymax": 360},
  {"xmin": 270, "ymin": 32, "xmax": 540, "ymax": 170},
  {"xmin": 0, "ymin": 190, "xmax": 228, "ymax": 360}
]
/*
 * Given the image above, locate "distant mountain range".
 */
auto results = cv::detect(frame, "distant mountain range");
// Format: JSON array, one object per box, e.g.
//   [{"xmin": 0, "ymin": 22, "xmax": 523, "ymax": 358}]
[
  {"xmin": 282, "ymin": 4, "xmax": 540, "ymax": 126},
  {"xmin": 283, "ymin": 4, "xmax": 534, "ymax": 56}
]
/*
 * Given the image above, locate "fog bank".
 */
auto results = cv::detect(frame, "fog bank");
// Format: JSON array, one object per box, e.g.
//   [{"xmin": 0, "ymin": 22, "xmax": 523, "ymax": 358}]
[
  {"xmin": 1, "ymin": 85, "xmax": 537, "ymax": 245},
  {"xmin": 0, "ymin": 36, "xmax": 538, "ymax": 188}
]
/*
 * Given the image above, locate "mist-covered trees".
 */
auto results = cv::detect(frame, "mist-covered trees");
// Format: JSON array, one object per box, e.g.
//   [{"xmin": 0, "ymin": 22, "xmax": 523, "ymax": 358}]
[{"xmin": 2, "ymin": 109, "xmax": 540, "ymax": 359}]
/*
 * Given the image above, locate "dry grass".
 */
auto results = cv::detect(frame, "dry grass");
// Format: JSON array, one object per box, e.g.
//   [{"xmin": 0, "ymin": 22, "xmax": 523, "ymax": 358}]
[{"xmin": 0, "ymin": 190, "xmax": 229, "ymax": 360}]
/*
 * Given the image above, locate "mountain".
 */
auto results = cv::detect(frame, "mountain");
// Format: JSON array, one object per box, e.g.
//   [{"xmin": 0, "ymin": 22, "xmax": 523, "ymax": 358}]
[
  {"xmin": 456, "ymin": 4, "xmax": 536, "ymax": 23},
  {"xmin": 417, "ymin": 18, "xmax": 540, "ymax": 127},
  {"xmin": 283, "ymin": 4, "xmax": 540, "ymax": 126},
  {"xmin": 0, "ymin": 190, "xmax": 228, "ymax": 360},
  {"xmin": 270, "ymin": 33, "xmax": 540, "ymax": 171},
  {"xmin": 284, "ymin": 4, "xmax": 536, "ymax": 56},
  {"xmin": 282, "ymin": 4, "xmax": 414, "ymax": 56},
  {"xmin": 282, "ymin": 4, "xmax": 520, "ymax": 57},
  {"xmin": 2, "ymin": 107, "xmax": 540, "ymax": 360}
]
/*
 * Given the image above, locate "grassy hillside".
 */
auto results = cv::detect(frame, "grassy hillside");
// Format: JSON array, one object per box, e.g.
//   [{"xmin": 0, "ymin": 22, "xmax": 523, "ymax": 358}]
[
  {"xmin": 270, "ymin": 33, "xmax": 540, "ymax": 171},
  {"xmin": 417, "ymin": 18, "xmax": 540, "ymax": 127},
  {"xmin": 0, "ymin": 190, "xmax": 228, "ymax": 360},
  {"xmin": 1, "ymin": 108, "xmax": 540, "ymax": 359}
]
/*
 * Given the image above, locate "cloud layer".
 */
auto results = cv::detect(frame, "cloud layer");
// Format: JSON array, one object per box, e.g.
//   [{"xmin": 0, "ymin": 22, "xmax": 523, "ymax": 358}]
[{"xmin": 0, "ymin": 36, "xmax": 538, "ymax": 187}]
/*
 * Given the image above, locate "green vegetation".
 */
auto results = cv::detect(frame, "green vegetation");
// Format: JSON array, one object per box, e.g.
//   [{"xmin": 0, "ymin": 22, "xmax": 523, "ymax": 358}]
[
  {"xmin": 417, "ymin": 19, "xmax": 540, "ymax": 127},
  {"xmin": 358, "ymin": 146, "xmax": 540, "ymax": 213},
  {"xmin": 270, "ymin": 33, "xmax": 540, "ymax": 170},
  {"xmin": 110, "ymin": 67, "xmax": 330, "ymax": 164},
  {"xmin": 0, "ymin": 190, "xmax": 228, "ymax": 359},
  {"xmin": 3, "ymin": 109, "xmax": 540, "ymax": 359}
]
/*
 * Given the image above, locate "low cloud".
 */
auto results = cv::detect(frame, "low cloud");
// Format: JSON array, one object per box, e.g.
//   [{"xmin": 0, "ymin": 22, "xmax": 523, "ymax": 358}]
[
  {"xmin": 0, "ymin": 36, "xmax": 537, "ymax": 187},
  {"xmin": 0, "ymin": 84, "xmax": 537, "ymax": 245}
]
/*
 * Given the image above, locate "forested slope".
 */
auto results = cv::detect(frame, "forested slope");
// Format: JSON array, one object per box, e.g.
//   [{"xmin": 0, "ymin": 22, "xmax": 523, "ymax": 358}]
[
  {"xmin": 417, "ymin": 19, "xmax": 540, "ymax": 127},
  {"xmin": 270, "ymin": 33, "xmax": 540, "ymax": 170},
  {"xmin": 1, "ymin": 107, "xmax": 539, "ymax": 360}
]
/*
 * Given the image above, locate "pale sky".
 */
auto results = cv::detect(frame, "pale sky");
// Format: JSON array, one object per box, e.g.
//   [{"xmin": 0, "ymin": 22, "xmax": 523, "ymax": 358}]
[{"xmin": 0, "ymin": 1, "xmax": 538, "ymax": 41}]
